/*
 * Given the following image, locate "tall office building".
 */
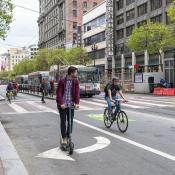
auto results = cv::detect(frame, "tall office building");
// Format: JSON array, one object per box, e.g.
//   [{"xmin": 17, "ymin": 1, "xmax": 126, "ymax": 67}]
[{"xmin": 38, "ymin": 0, "xmax": 104, "ymax": 49}]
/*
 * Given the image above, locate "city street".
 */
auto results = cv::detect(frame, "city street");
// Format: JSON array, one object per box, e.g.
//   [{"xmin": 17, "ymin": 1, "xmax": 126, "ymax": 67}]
[{"xmin": 0, "ymin": 85, "xmax": 175, "ymax": 175}]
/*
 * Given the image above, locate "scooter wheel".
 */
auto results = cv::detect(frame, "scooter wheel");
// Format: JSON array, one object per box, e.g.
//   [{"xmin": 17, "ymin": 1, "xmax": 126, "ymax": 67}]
[{"xmin": 68, "ymin": 142, "xmax": 74, "ymax": 155}]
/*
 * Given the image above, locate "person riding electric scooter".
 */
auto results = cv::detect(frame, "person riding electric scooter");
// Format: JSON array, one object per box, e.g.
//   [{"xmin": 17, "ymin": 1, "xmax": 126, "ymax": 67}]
[{"xmin": 56, "ymin": 66, "xmax": 80, "ymax": 155}]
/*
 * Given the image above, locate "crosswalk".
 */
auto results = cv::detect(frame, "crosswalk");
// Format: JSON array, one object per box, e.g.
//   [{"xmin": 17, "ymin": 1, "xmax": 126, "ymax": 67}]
[{"xmin": 0, "ymin": 95, "xmax": 174, "ymax": 115}]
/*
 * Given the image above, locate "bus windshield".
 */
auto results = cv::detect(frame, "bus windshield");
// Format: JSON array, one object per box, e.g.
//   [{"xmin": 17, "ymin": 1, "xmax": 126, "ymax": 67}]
[{"xmin": 78, "ymin": 70, "xmax": 100, "ymax": 83}]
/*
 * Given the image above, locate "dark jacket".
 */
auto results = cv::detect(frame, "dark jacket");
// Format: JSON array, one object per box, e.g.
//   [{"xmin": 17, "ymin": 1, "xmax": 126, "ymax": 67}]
[{"xmin": 56, "ymin": 77, "xmax": 80, "ymax": 106}]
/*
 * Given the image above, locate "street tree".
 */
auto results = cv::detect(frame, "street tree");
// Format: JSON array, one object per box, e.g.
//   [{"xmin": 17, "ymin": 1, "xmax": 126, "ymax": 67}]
[
  {"xmin": 128, "ymin": 22, "xmax": 175, "ymax": 71},
  {"xmin": 33, "ymin": 49, "xmax": 49, "ymax": 71},
  {"xmin": 65, "ymin": 47, "xmax": 91, "ymax": 66},
  {"xmin": 0, "ymin": 0, "xmax": 13, "ymax": 39},
  {"xmin": 167, "ymin": 0, "xmax": 175, "ymax": 22},
  {"xmin": 48, "ymin": 48, "xmax": 67, "ymax": 66}
]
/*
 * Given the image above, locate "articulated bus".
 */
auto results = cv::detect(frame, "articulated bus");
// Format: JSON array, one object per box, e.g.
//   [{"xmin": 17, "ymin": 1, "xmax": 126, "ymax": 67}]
[
  {"xmin": 49, "ymin": 65, "xmax": 101, "ymax": 97},
  {"xmin": 28, "ymin": 71, "xmax": 49, "ymax": 92}
]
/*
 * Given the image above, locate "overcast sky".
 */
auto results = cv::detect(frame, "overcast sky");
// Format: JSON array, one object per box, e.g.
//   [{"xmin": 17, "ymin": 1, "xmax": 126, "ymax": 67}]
[{"xmin": 0, "ymin": 0, "xmax": 39, "ymax": 54}]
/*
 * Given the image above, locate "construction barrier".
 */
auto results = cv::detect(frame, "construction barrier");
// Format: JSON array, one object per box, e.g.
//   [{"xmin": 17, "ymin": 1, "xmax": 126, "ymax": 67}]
[{"xmin": 153, "ymin": 88, "xmax": 175, "ymax": 96}]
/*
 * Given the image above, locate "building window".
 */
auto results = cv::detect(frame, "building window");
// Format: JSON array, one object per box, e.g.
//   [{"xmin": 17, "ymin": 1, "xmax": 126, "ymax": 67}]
[
  {"xmin": 116, "ymin": 29, "xmax": 124, "ymax": 40},
  {"xmin": 84, "ymin": 32, "xmax": 105, "ymax": 46},
  {"xmin": 166, "ymin": 0, "xmax": 172, "ymax": 5},
  {"xmin": 93, "ymin": 2, "xmax": 97, "ymax": 7},
  {"xmin": 115, "ymin": 43, "xmax": 124, "ymax": 54},
  {"xmin": 116, "ymin": 0, "xmax": 124, "ymax": 10},
  {"xmin": 72, "ymin": 10, "xmax": 77, "ymax": 17},
  {"xmin": 84, "ymin": 15, "xmax": 106, "ymax": 33},
  {"xmin": 73, "ymin": 22, "xmax": 77, "ymax": 29},
  {"xmin": 150, "ymin": 14, "xmax": 162, "ymax": 23},
  {"xmin": 150, "ymin": 0, "xmax": 162, "ymax": 11},
  {"xmin": 88, "ymin": 49, "xmax": 105, "ymax": 59},
  {"xmin": 126, "ymin": 25, "xmax": 135, "ymax": 37},
  {"xmin": 83, "ymin": 1, "xmax": 87, "ymax": 8},
  {"xmin": 137, "ymin": 20, "xmax": 147, "ymax": 27},
  {"xmin": 116, "ymin": 14, "xmax": 124, "ymax": 25},
  {"xmin": 138, "ymin": 3, "xmax": 147, "ymax": 17},
  {"xmin": 72, "ymin": 0, "xmax": 77, "ymax": 8},
  {"xmin": 126, "ymin": 8, "xmax": 135, "ymax": 21},
  {"xmin": 126, "ymin": 0, "xmax": 135, "ymax": 6}
]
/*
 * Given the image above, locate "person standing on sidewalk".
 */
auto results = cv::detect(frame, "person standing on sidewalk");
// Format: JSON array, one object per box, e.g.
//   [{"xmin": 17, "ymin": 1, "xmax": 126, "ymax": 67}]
[
  {"xmin": 56, "ymin": 66, "xmax": 80, "ymax": 145},
  {"xmin": 40, "ymin": 79, "xmax": 48, "ymax": 103}
]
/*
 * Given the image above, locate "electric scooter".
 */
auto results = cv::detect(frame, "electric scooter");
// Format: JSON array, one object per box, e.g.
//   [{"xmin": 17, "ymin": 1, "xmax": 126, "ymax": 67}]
[{"xmin": 60, "ymin": 106, "xmax": 74, "ymax": 155}]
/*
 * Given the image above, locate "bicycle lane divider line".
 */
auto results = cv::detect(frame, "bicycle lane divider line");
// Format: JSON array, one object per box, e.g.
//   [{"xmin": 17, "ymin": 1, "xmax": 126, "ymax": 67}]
[
  {"xmin": 49, "ymin": 109, "xmax": 175, "ymax": 162},
  {"xmin": 8, "ymin": 103, "xmax": 28, "ymax": 113},
  {"xmin": 0, "ymin": 122, "xmax": 29, "ymax": 175},
  {"xmin": 74, "ymin": 119, "xmax": 175, "ymax": 162}
]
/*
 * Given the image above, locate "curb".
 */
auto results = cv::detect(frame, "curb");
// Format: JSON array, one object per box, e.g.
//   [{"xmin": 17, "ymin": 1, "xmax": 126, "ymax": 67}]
[{"xmin": 0, "ymin": 122, "xmax": 29, "ymax": 175}]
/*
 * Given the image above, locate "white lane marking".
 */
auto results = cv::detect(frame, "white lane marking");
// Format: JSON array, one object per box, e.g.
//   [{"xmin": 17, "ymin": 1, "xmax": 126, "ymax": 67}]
[
  {"xmin": 75, "ymin": 137, "xmax": 110, "ymax": 154},
  {"xmin": 80, "ymin": 105, "xmax": 94, "ymax": 111},
  {"xmin": 74, "ymin": 119, "xmax": 175, "ymax": 162},
  {"xmin": 128, "ymin": 98, "xmax": 175, "ymax": 105},
  {"xmin": 0, "ymin": 111, "xmax": 51, "ymax": 115},
  {"xmin": 125, "ymin": 109, "xmax": 175, "ymax": 122},
  {"xmin": 36, "ymin": 147, "xmax": 75, "ymax": 161},
  {"xmin": 81, "ymin": 99, "xmax": 145, "ymax": 109},
  {"xmin": 128, "ymin": 100, "xmax": 173, "ymax": 107},
  {"xmin": 8, "ymin": 103, "xmax": 27, "ymax": 113},
  {"xmin": 27, "ymin": 101, "xmax": 52, "ymax": 112},
  {"xmin": 92, "ymin": 98, "xmax": 173, "ymax": 107}
]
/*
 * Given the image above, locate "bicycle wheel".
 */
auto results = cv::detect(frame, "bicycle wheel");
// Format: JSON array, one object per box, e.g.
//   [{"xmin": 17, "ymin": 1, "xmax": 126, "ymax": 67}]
[
  {"xmin": 104, "ymin": 108, "xmax": 113, "ymax": 128},
  {"xmin": 117, "ymin": 111, "xmax": 128, "ymax": 133}
]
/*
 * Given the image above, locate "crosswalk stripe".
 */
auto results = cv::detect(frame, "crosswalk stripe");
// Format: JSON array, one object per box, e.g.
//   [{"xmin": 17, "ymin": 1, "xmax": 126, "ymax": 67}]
[
  {"xmin": 91, "ymin": 98, "xmax": 174, "ymax": 108},
  {"xmin": 81, "ymin": 99, "xmax": 144, "ymax": 109},
  {"xmin": 8, "ymin": 103, "xmax": 27, "ymax": 113}
]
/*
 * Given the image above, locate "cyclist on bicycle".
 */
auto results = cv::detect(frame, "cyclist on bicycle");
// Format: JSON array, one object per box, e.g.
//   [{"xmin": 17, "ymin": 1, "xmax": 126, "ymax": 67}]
[
  {"xmin": 105, "ymin": 77, "xmax": 128, "ymax": 119},
  {"xmin": 56, "ymin": 66, "xmax": 80, "ymax": 146},
  {"xmin": 6, "ymin": 81, "xmax": 13, "ymax": 96}
]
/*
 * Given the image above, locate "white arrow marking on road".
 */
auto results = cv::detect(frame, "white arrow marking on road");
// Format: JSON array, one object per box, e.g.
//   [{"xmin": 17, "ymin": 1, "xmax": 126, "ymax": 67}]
[
  {"xmin": 75, "ymin": 137, "xmax": 110, "ymax": 154},
  {"xmin": 36, "ymin": 147, "xmax": 75, "ymax": 161},
  {"xmin": 36, "ymin": 137, "xmax": 110, "ymax": 161}
]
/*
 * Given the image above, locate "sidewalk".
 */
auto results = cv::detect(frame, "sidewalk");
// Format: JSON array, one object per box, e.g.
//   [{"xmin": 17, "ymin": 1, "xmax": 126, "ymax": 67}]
[{"xmin": 0, "ymin": 122, "xmax": 29, "ymax": 175}]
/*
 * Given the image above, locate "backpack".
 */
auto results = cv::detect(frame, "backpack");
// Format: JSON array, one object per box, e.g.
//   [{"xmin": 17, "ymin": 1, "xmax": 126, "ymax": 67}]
[{"xmin": 104, "ymin": 83, "xmax": 110, "ymax": 94}]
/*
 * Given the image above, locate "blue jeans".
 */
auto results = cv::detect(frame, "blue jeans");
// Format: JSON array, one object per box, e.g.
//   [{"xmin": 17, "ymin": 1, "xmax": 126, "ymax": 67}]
[{"xmin": 105, "ymin": 96, "xmax": 121, "ymax": 114}]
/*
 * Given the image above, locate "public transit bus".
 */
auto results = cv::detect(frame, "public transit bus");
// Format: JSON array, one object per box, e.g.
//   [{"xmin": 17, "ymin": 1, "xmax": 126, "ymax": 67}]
[
  {"xmin": 15, "ymin": 75, "xmax": 28, "ymax": 91},
  {"xmin": 28, "ymin": 71, "xmax": 49, "ymax": 92},
  {"xmin": 49, "ymin": 65, "xmax": 101, "ymax": 97}
]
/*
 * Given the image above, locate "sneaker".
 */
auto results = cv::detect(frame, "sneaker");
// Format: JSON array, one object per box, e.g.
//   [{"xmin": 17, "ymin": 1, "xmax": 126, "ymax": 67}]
[{"xmin": 62, "ymin": 138, "xmax": 68, "ymax": 145}]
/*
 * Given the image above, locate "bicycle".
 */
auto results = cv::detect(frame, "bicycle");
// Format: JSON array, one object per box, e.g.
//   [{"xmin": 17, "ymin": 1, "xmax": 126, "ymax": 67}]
[
  {"xmin": 60, "ymin": 106, "xmax": 75, "ymax": 155},
  {"xmin": 6, "ymin": 90, "xmax": 13, "ymax": 104},
  {"xmin": 104, "ymin": 99, "xmax": 128, "ymax": 133}
]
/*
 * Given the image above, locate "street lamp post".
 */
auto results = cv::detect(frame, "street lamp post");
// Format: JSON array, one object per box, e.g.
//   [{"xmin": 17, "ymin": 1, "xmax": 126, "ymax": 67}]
[{"xmin": 91, "ymin": 44, "xmax": 98, "ymax": 67}]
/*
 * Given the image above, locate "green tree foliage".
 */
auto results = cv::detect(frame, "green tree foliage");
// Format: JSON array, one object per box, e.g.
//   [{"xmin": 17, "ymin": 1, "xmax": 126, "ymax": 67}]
[
  {"xmin": 33, "ymin": 49, "xmax": 49, "ymax": 71},
  {"xmin": 167, "ymin": 0, "xmax": 175, "ymax": 22},
  {"xmin": 11, "ymin": 47, "xmax": 91, "ymax": 76},
  {"xmin": 128, "ymin": 22, "xmax": 175, "ymax": 54},
  {"xmin": 13, "ymin": 59, "xmax": 35, "ymax": 75},
  {"xmin": 65, "ymin": 47, "xmax": 91, "ymax": 65},
  {"xmin": 48, "ymin": 48, "xmax": 67, "ymax": 66},
  {"xmin": 0, "ymin": 0, "xmax": 13, "ymax": 39}
]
